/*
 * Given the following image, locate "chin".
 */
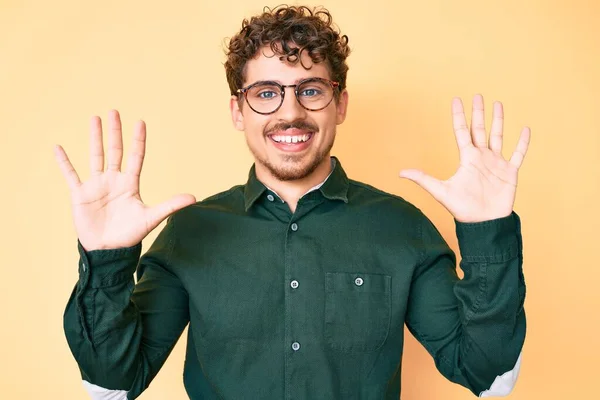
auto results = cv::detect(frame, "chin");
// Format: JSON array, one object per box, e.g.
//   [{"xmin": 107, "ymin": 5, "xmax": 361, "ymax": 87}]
[
  {"xmin": 265, "ymin": 153, "xmax": 326, "ymax": 181},
  {"xmin": 269, "ymin": 162, "xmax": 317, "ymax": 181}
]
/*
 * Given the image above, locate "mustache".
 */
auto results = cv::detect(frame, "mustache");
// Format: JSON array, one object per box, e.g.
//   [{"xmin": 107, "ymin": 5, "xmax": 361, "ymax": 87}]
[{"xmin": 265, "ymin": 120, "xmax": 318, "ymax": 136}]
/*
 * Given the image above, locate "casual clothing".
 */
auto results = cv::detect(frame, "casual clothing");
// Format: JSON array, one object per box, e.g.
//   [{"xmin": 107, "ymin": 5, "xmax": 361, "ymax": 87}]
[{"xmin": 64, "ymin": 157, "xmax": 526, "ymax": 399}]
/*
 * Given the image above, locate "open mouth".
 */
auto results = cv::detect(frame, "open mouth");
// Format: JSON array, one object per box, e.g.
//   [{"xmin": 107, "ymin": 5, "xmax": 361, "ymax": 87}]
[
  {"xmin": 267, "ymin": 130, "xmax": 315, "ymax": 152},
  {"xmin": 270, "ymin": 133, "xmax": 313, "ymax": 144}
]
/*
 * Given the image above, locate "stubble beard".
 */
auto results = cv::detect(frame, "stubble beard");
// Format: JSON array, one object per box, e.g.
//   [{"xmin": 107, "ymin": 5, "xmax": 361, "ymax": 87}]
[{"xmin": 251, "ymin": 134, "xmax": 335, "ymax": 181}]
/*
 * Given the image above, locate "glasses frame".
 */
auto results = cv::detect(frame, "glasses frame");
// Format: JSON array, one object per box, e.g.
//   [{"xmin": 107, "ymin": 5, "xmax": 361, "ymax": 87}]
[{"xmin": 236, "ymin": 77, "xmax": 340, "ymax": 115}]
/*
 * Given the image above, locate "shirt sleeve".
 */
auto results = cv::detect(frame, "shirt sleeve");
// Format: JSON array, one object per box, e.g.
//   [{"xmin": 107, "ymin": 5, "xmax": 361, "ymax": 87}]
[
  {"xmin": 63, "ymin": 215, "xmax": 189, "ymax": 399},
  {"xmin": 405, "ymin": 211, "xmax": 526, "ymax": 397}
]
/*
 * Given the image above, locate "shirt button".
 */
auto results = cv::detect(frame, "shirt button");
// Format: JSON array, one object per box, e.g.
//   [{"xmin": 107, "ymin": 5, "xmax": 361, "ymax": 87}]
[
  {"xmin": 82, "ymin": 263, "xmax": 86, "ymax": 272},
  {"xmin": 291, "ymin": 342, "xmax": 300, "ymax": 351},
  {"xmin": 267, "ymin": 194, "xmax": 275, "ymax": 202},
  {"xmin": 290, "ymin": 280, "xmax": 299, "ymax": 289},
  {"xmin": 355, "ymin": 277, "xmax": 363, "ymax": 286},
  {"xmin": 291, "ymin": 223, "xmax": 298, "ymax": 232}
]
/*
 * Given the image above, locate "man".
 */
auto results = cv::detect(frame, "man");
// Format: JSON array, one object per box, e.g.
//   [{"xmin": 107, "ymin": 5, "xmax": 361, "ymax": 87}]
[{"xmin": 55, "ymin": 5, "xmax": 530, "ymax": 399}]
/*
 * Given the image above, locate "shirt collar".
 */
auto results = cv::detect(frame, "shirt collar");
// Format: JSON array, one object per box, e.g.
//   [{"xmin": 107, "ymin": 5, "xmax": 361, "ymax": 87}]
[{"xmin": 243, "ymin": 156, "xmax": 349, "ymax": 211}]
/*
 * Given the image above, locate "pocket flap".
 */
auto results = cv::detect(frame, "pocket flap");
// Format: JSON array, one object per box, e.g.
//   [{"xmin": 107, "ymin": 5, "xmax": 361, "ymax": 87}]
[{"xmin": 325, "ymin": 272, "xmax": 391, "ymax": 293}]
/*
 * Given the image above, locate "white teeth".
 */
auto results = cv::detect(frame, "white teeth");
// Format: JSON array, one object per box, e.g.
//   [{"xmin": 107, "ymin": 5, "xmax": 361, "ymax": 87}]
[{"xmin": 271, "ymin": 134, "xmax": 311, "ymax": 143}]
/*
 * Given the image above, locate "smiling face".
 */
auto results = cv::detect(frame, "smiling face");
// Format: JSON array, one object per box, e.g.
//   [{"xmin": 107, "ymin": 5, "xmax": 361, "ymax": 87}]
[{"xmin": 230, "ymin": 46, "xmax": 349, "ymax": 182}]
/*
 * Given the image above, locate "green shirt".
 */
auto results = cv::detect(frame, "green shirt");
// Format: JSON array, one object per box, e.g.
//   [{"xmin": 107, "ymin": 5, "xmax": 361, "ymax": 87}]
[{"xmin": 63, "ymin": 157, "xmax": 526, "ymax": 399}]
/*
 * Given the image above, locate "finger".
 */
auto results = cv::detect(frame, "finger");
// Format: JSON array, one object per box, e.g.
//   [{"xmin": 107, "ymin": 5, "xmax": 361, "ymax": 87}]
[
  {"xmin": 90, "ymin": 116, "xmax": 104, "ymax": 175},
  {"xmin": 54, "ymin": 145, "xmax": 81, "ymax": 190},
  {"xmin": 451, "ymin": 97, "xmax": 473, "ymax": 154},
  {"xmin": 489, "ymin": 101, "xmax": 504, "ymax": 155},
  {"xmin": 147, "ymin": 194, "xmax": 197, "ymax": 230},
  {"xmin": 399, "ymin": 169, "xmax": 445, "ymax": 200},
  {"xmin": 106, "ymin": 109, "xmax": 123, "ymax": 172},
  {"xmin": 509, "ymin": 127, "xmax": 531, "ymax": 169},
  {"xmin": 470, "ymin": 94, "xmax": 487, "ymax": 148},
  {"xmin": 125, "ymin": 120, "xmax": 146, "ymax": 178}
]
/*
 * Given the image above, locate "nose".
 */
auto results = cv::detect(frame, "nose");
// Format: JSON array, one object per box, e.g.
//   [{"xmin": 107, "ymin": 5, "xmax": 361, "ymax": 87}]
[{"xmin": 275, "ymin": 86, "xmax": 307, "ymax": 121}]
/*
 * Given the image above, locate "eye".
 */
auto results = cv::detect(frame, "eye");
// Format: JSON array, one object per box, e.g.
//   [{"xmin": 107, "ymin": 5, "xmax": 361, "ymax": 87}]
[
  {"xmin": 248, "ymin": 83, "xmax": 281, "ymax": 101},
  {"xmin": 300, "ymin": 88, "xmax": 321, "ymax": 97},
  {"xmin": 258, "ymin": 90, "xmax": 278, "ymax": 99}
]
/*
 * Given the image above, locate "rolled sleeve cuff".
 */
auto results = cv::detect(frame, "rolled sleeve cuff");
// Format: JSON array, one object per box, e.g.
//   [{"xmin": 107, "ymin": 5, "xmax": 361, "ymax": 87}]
[
  {"xmin": 77, "ymin": 240, "xmax": 142, "ymax": 289},
  {"xmin": 455, "ymin": 211, "xmax": 521, "ymax": 263}
]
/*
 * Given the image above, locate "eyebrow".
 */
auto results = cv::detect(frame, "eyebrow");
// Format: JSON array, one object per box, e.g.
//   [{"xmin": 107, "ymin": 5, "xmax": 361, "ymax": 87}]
[{"xmin": 247, "ymin": 77, "xmax": 324, "ymax": 86}]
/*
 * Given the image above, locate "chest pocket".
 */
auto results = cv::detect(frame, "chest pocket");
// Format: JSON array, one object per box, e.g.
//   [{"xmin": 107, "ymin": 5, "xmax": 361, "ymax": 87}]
[{"xmin": 324, "ymin": 272, "xmax": 392, "ymax": 353}]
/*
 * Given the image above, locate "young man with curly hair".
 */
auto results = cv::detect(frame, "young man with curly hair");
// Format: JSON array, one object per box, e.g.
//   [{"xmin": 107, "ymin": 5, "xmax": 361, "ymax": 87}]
[{"xmin": 57, "ymin": 5, "xmax": 530, "ymax": 400}]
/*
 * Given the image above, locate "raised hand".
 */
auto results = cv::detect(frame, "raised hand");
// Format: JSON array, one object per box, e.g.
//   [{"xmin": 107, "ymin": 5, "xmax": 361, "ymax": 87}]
[
  {"xmin": 54, "ymin": 110, "xmax": 196, "ymax": 251},
  {"xmin": 399, "ymin": 94, "xmax": 531, "ymax": 223}
]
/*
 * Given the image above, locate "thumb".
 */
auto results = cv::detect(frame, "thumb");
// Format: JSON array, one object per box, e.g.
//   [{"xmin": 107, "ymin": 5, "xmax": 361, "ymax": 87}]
[
  {"xmin": 399, "ymin": 169, "xmax": 445, "ymax": 199},
  {"xmin": 147, "ymin": 193, "xmax": 197, "ymax": 230}
]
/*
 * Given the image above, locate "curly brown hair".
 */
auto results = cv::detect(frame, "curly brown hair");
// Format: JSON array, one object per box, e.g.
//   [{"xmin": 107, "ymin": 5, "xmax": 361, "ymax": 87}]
[{"xmin": 224, "ymin": 5, "xmax": 351, "ymax": 101}]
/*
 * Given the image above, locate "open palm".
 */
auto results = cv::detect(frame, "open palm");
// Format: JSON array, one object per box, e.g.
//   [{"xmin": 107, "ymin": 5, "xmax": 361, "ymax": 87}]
[
  {"xmin": 400, "ymin": 95, "xmax": 531, "ymax": 223},
  {"xmin": 54, "ymin": 110, "xmax": 196, "ymax": 251}
]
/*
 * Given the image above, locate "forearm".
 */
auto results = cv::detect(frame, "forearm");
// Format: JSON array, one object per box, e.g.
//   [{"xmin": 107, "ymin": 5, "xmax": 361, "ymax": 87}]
[
  {"xmin": 63, "ymin": 241, "xmax": 145, "ymax": 391},
  {"xmin": 455, "ymin": 212, "xmax": 526, "ymax": 392},
  {"xmin": 63, "ymin": 216, "xmax": 189, "ymax": 399},
  {"xmin": 407, "ymin": 212, "xmax": 526, "ymax": 397},
  {"xmin": 446, "ymin": 212, "xmax": 526, "ymax": 394}
]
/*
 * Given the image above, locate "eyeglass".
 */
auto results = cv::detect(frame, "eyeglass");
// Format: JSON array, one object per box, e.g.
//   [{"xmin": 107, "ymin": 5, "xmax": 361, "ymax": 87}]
[{"xmin": 236, "ymin": 77, "xmax": 340, "ymax": 115}]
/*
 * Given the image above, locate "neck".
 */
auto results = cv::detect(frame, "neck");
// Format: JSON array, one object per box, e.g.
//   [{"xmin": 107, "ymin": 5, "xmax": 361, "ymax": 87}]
[{"xmin": 255, "ymin": 157, "xmax": 333, "ymax": 213}]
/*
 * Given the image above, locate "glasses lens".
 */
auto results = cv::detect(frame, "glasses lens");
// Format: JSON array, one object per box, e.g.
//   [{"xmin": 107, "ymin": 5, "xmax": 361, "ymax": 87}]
[
  {"xmin": 297, "ymin": 79, "xmax": 334, "ymax": 111},
  {"xmin": 246, "ymin": 83, "xmax": 282, "ymax": 114}
]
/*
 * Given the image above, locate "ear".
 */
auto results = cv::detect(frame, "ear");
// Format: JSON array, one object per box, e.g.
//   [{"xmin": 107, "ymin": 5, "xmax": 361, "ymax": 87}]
[
  {"xmin": 230, "ymin": 95, "xmax": 245, "ymax": 131},
  {"xmin": 335, "ymin": 89, "xmax": 349, "ymax": 125}
]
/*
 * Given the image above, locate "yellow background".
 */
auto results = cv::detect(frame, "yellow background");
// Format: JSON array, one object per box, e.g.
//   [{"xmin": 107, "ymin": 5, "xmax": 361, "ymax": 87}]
[{"xmin": 1, "ymin": 0, "xmax": 598, "ymax": 398}]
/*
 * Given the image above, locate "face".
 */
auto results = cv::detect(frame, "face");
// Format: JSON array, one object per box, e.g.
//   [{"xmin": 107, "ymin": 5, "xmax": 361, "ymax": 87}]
[{"xmin": 230, "ymin": 46, "xmax": 349, "ymax": 182}]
